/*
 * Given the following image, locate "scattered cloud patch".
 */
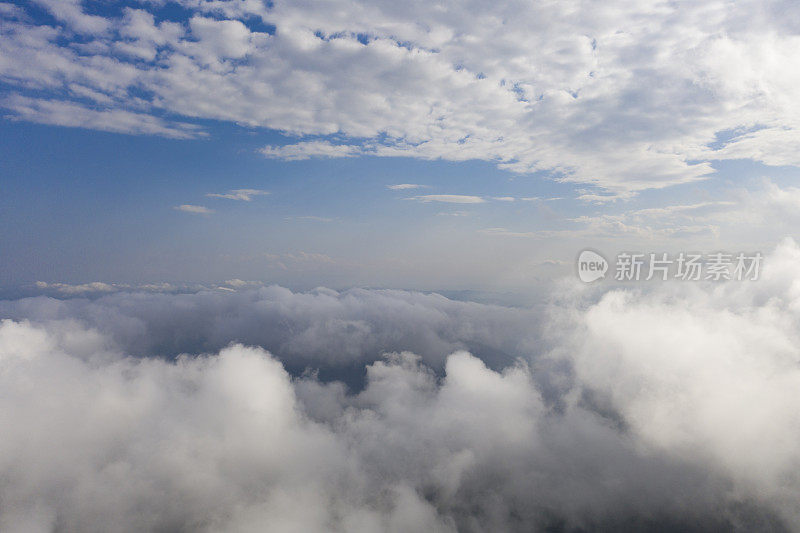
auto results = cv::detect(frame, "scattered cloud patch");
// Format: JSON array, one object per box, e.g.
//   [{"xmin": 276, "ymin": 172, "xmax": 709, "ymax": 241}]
[
  {"xmin": 521, "ymin": 197, "xmax": 563, "ymax": 202},
  {"xmin": 259, "ymin": 141, "xmax": 364, "ymax": 161},
  {"xmin": 206, "ymin": 189, "xmax": 270, "ymax": 201},
  {"xmin": 387, "ymin": 184, "xmax": 426, "ymax": 190},
  {"xmin": 174, "ymin": 204, "xmax": 213, "ymax": 214},
  {"xmin": 412, "ymin": 195, "xmax": 485, "ymax": 204},
  {"xmin": 34, "ymin": 281, "xmax": 118, "ymax": 295},
  {"xmin": 4, "ymin": 1, "xmax": 800, "ymax": 194}
]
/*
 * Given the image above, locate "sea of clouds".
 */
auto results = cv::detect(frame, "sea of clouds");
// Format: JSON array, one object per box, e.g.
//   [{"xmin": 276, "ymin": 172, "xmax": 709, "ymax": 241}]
[{"xmin": 3, "ymin": 240, "xmax": 800, "ymax": 531}]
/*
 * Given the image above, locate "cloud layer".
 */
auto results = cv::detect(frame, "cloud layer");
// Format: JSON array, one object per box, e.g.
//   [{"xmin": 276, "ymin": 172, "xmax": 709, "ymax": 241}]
[
  {"xmin": 3, "ymin": 0, "xmax": 800, "ymax": 195},
  {"xmin": 4, "ymin": 241, "xmax": 800, "ymax": 530}
]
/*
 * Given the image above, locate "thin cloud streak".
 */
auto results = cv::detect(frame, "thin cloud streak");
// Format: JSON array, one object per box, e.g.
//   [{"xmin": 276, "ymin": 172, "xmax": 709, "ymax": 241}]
[
  {"xmin": 387, "ymin": 184, "xmax": 427, "ymax": 190},
  {"xmin": 412, "ymin": 195, "xmax": 485, "ymax": 204},
  {"xmin": 174, "ymin": 204, "xmax": 213, "ymax": 214},
  {"xmin": 206, "ymin": 189, "xmax": 270, "ymax": 201}
]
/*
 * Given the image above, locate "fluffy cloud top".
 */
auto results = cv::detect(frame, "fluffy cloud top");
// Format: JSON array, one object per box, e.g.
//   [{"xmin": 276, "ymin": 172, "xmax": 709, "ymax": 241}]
[
  {"xmin": 3, "ymin": 0, "xmax": 800, "ymax": 195},
  {"xmin": 0, "ymin": 286, "xmax": 541, "ymax": 377},
  {"xmin": 3, "ymin": 241, "xmax": 800, "ymax": 530}
]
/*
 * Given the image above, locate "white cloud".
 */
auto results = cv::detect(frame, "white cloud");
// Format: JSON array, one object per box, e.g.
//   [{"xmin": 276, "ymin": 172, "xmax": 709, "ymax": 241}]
[
  {"xmin": 0, "ymin": 3, "xmax": 27, "ymax": 20},
  {"xmin": 189, "ymin": 16, "xmax": 254, "ymax": 59},
  {"xmin": 259, "ymin": 141, "xmax": 364, "ymax": 161},
  {"xmin": 543, "ymin": 182, "xmax": 800, "ymax": 243},
  {"xmin": 3, "ymin": 1, "xmax": 800, "ymax": 194},
  {"xmin": 521, "ymin": 197, "xmax": 563, "ymax": 202},
  {"xmin": 630, "ymin": 201, "xmax": 737, "ymax": 219},
  {"xmin": 1, "ymin": 95, "xmax": 205, "ymax": 139},
  {"xmin": 555, "ymin": 238, "xmax": 800, "ymax": 527},
  {"xmin": 34, "ymin": 281, "xmax": 118, "ymax": 295},
  {"xmin": 223, "ymin": 278, "xmax": 251, "ymax": 288},
  {"xmin": 174, "ymin": 204, "xmax": 213, "ymax": 214},
  {"xmin": 31, "ymin": 0, "xmax": 110, "ymax": 34},
  {"xmin": 2, "ymin": 284, "xmax": 541, "ymax": 367},
  {"xmin": 387, "ymin": 184, "xmax": 426, "ymax": 190},
  {"xmin": 412, "ymin": 195, "xmax": 485, "ymax": 204},
  {"xmin": 206, "ymin": 189, "xmax": 270, "ymax": 201},
  {"xmin": 6, "ymin": 242, "xmax": 800, "ymax": 529}
]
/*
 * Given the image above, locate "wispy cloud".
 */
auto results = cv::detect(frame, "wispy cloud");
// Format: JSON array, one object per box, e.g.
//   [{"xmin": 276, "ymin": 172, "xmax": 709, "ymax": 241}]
[
  {"xmin": 412, "ymin": 195, "xmax": 485, "ymax": 204},
  {"xmin": 2, "ymin": 95, "xmax": 205, "ymax": 139},
  {"xmin": 262, "ymin": 251, "xmax": 337, "ymax": 270},
  {"xmin": 174, "ymin": 204, "xmax": 214, "ymax": 215},
  {"xmin": 259, "ymin": 141, "xmax": 363, "ymax": 161},
  {"xmin": 521, "ymin": 197, "xmax": 563, "ymax": 202},
  {"xmin": 387, "ymin": 184, "xmax": 426, "ymax": 190},
  {"xmin": 206, "ymin": 189, "xmax": 270, "ymax": 201},
  {"xmin": 577, "ymin": 191, "xmax": 633, "ymax": 204},
  {"xmin": 631, "ymin": 201, "xmax": 736, "ymax": 219}
]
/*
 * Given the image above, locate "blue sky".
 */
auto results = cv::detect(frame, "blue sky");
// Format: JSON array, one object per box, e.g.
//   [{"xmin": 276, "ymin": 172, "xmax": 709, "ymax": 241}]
[
  {"xmin": 1, "ymin": 117, "xmax": 581, "ymax": 289},
  {"xmin": 2, "ymin": 0, "xmax": 800, "ymax": 293}
]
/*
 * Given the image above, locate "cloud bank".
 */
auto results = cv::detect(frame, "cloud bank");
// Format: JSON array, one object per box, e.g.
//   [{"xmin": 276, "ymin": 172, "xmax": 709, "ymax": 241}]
[{"xmin": 3, "ymin": 241, "xmax": 800, "ymax": 530}]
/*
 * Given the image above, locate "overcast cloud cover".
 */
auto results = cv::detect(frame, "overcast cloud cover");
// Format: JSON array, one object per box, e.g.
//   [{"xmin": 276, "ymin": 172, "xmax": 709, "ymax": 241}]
[{"xmin": 0, "ymin": 241, "xmax": 799, "ymax": 531}]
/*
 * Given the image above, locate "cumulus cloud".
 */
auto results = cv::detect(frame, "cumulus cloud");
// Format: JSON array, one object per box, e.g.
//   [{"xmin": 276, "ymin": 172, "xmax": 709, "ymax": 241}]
[
  {"xmin": 31, "ymin": 0, "xmax": 110, "ymax": 34},
  {"xmin": 3, "ymin": 241, "xmax": 800, "ymax": 529},
  {"xmin": 3, "ymin": 1, "xmax": 800, "ymax": 194},
  {"xmin": 189, "ymin": 16, "xmax": 254, "ymax": 59}
]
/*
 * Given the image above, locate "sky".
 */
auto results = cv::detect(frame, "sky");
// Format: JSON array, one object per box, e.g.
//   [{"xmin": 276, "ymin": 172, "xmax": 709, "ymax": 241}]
[
  {"xmin": 4, "ymin": 1, "xmax": 800, "ymax": 531},
  {"xmin": 3, "ymin": 0, "xmax": 800, "ymax": 294}
]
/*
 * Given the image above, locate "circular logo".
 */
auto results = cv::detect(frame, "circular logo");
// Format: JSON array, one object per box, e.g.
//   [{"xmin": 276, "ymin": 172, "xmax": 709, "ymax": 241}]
[{"xmin": 576, "ymin": 249, "xmax": 608, "ymax": 283}]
